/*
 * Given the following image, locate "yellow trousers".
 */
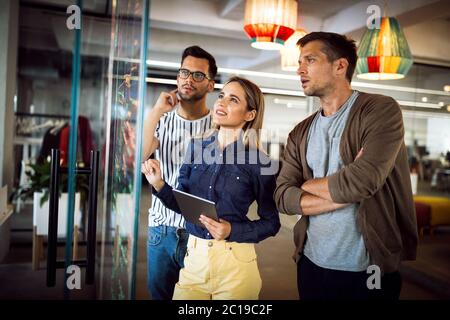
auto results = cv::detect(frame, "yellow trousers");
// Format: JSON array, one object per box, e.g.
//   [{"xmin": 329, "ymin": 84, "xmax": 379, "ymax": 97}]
[{"xmin": 173, "ymin": 235, "xmax": 262, "ymax": 300}]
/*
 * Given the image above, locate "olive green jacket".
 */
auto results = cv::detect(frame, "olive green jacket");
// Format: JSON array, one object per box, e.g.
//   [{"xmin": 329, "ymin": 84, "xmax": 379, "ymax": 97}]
[{"xmin": 274, "ymin": 92, "xmax": 418, "ymax": 273}]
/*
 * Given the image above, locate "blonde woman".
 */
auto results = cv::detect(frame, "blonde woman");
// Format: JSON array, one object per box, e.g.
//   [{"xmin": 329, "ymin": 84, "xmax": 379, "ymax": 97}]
[{"xmin": 142, "ymin": 76, "xmax": 280, "ymax": 300}]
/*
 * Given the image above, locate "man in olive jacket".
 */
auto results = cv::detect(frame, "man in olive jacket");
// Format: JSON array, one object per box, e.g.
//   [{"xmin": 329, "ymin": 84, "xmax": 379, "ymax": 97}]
[{"xmin": 274, "ymin": 32, "xmax": 418, "ymax": 300}]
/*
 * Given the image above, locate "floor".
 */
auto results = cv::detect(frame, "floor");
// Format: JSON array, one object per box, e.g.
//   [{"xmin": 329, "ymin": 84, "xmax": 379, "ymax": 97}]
[{"xmin": 1, "ymin": 187, "xmax": 449, "ymax": 300}]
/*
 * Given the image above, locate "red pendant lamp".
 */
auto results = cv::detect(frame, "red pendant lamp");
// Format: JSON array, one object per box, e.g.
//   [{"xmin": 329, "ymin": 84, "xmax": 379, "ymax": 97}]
[{"xmin": 244, "ymin": 0, "xmax": 298, "ymax": 50}]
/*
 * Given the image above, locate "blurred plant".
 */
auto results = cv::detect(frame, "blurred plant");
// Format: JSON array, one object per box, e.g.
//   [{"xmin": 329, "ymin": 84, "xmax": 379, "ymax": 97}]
[{"xmin": 11, "ymin": 160, "xmax": 89, "ymax": 206}]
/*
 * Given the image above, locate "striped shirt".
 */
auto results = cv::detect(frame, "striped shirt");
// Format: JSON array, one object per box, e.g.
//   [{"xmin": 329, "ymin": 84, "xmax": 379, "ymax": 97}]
[{"xmin": 148, "ymin": 108, "xmax": 213, "ymax": 227}]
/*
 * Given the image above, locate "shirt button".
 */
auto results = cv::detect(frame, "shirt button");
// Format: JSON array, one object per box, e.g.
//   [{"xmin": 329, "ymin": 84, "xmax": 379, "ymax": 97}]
[
  {"xmin": 209, "ymin": 186, "xmax": 212, "ymax": 189},
  {"xmin": 208, "ymin": 241, "xmax": 213, "ymax": 247}
]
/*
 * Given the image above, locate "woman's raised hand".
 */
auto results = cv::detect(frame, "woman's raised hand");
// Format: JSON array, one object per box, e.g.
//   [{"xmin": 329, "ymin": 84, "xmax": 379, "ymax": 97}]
[{"xmin": 141, "ymin": 159, "xmax": 165, "ymax": 191}]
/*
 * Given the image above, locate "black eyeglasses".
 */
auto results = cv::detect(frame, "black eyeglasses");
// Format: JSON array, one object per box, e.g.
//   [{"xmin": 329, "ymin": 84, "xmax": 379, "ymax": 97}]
[{"xmin": 178, "ymin": 68, "xmax": 211, "ymax": 82}]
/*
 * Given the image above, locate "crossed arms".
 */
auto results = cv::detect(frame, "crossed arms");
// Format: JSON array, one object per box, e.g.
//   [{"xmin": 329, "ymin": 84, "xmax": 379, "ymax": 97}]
[{"xmin": 274, "ymin": 98, "xmax": 405, "ymax": 217}]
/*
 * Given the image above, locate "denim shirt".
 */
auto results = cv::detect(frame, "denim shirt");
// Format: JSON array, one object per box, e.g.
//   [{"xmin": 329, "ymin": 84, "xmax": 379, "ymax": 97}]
[{"xmin": 154, "ymin": 131, "xmax": 280, "ymax": 243}]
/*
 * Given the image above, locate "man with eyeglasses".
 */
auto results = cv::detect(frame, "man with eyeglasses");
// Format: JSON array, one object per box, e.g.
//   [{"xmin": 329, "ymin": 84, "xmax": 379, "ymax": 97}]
[{"xmin": 142, "ymin": 46, "xmax": 217, "ymax": 300}]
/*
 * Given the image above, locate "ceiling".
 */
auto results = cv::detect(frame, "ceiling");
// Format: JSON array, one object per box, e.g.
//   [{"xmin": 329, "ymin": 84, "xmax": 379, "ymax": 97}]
[{"xmin": 20, "ymin": 0, "xmax": 450, "ymax": 67}]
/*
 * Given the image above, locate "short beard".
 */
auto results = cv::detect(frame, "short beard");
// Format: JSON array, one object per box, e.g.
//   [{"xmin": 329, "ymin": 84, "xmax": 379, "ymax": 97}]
[
  {"xmin": 304, "ymin": 83, "xmax": 333, "ymax": 98},
  {"xmin": 179, "ymin": 90, "xmax": 207, "ymax": 102},
  {"xmin": 304, "ymin": 87, "xmax": 323, "ymax": 97}
]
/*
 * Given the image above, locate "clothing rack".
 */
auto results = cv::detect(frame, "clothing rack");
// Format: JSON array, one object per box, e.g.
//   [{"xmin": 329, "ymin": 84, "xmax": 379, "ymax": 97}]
[{"xmin": 15, "ymin": 113, "xmax": 70, "ymax": 136}]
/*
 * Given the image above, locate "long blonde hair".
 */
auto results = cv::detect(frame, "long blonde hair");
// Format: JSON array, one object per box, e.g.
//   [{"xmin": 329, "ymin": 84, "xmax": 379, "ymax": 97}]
[{"xmin": 207, "ymin": 76, "xmax": 265, "ymax": 150}]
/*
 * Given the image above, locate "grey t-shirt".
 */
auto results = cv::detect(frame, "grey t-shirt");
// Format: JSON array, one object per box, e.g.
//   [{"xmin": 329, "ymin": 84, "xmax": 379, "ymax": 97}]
[{"xmin": 304, "ymin": 91, "xmax": 370, "ymax": 272}]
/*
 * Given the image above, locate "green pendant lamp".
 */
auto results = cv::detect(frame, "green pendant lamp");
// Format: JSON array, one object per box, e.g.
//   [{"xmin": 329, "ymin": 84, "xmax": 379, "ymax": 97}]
[{"xmin": 356, "ymin": 17, "xmax": 413, "ymax": 80}]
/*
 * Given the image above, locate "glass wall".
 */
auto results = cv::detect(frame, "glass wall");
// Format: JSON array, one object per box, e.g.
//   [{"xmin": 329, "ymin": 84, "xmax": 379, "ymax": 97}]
[
  {"xmin": 10, "ymin": 0, "xmax": 149, "ymax": 299},
  {"xmin": 95, "ymin": 0, "xmax": 149, "ymax": 300}
]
